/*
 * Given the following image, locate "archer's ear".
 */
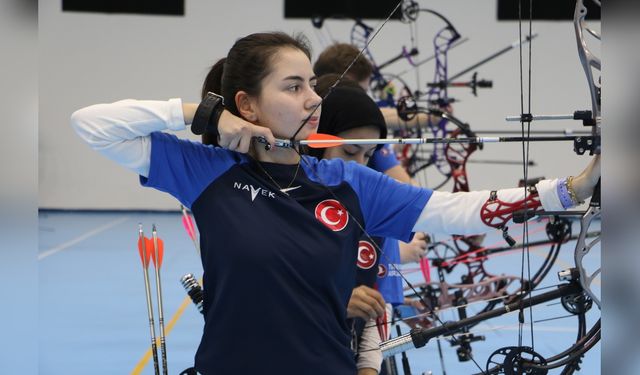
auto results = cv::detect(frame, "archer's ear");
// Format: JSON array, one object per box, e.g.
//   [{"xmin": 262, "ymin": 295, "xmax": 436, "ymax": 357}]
[{"xmin": 235, "ymin": 91, "xmax": 258, "ymax": 122}]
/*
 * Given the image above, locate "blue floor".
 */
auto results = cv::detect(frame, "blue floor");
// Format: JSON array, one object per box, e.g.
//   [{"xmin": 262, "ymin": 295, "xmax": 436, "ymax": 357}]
[{"xmin": 38, "ymin": 211, "xmax": 600, "ymax": 375}]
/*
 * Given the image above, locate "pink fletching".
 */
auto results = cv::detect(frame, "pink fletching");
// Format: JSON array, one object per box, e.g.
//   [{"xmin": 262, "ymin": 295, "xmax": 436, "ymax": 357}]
[
  {"xmin": 181, "ymin": 215, "xmax": 196, "ymax": 241},
  {"xmin": 419, "ymin": 257, "xmax": 431, "ymax": 283}
]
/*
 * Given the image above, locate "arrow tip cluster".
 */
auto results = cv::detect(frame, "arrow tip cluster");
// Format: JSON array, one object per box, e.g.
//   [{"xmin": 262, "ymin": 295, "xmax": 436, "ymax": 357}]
[{"xmin": 137, "ymin": 225, "xmax": 164, "ymax": 269}]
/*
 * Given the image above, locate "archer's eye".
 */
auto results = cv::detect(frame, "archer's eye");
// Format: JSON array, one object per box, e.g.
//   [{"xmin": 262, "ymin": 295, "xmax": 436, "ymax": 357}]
[{"xmin": 342, "ymin": 146, "xmax": 357, "ymax": 157}]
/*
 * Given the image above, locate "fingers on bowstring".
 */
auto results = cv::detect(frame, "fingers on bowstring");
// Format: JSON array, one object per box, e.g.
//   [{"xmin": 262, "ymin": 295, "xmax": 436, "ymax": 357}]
[
  {"xmin": 237, "ymin": 135, "xmax": 252, "ymax": 154},
  {"xmin": 356, "ymin": 289, "xmax": 385, "ymax": 317},
  {"xmin": 354, "ymin": 300, "xmax": 379, "ymax": 319},
  {"xmin": 227, "ymin": 136, "xmax": 242, "ymax": 152},
  {"xmin": 368, "ymin": 290, "xmax": 386, "ymax": 316}
]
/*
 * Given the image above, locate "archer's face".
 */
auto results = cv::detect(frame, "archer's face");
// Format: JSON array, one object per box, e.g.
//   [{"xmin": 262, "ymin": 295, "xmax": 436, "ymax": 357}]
[
  {"xmin": 323, "ymin": 126, "xmax": 380, "ymax": 165},
  {"xmin": 252, "ymin": 48, "xmax": 322, "ymax": 140}
]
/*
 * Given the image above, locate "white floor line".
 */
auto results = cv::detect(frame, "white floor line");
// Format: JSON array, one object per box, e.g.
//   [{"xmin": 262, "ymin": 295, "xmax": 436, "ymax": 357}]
[{"xmin": 38, "ymin": 216, "xmax": 130, "ymax": 260}]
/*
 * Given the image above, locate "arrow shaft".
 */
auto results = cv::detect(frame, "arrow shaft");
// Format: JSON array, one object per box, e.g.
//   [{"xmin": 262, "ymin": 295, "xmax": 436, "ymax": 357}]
[
  {"xmin": 138, "ymin": 226, "xmax": 160, "ymax": 375},
  {"xmin": 273, "ymin": 136, "xmax": 590, "ymax": 148}
]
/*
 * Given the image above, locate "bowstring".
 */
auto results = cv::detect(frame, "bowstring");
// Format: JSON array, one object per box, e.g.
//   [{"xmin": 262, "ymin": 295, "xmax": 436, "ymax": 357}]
[
  {"xmin": 517, "ymin": 0, "xmax": 536, "ymax": 350},
  {"xmin": 289, "ymin": 0, "xmax": 405, "ymax": 142}
]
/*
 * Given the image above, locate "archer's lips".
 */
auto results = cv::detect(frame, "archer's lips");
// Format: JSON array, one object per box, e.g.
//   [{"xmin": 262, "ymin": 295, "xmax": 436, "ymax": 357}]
[{"xmin": 307, "ymin": 116, "xmax": 320, "ymax": 127}]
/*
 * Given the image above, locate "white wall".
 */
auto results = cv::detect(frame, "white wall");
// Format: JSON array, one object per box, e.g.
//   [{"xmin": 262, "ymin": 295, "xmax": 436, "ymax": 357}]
[{"xmin": 39, "ymin": 0, "xmax": 600, "ymax": 210}]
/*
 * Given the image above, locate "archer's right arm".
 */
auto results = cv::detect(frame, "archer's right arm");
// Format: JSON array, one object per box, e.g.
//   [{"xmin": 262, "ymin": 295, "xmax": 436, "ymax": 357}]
[
  {"xmin": 71, "ymin": 98, "xmax": 275, "ymax": 175},
  {"xmin": 71, "ymin": 98, "xmax": 195, "ymax": 177}
]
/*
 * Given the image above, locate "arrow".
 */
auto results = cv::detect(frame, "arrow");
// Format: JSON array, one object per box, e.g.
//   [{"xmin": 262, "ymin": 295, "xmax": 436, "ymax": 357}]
[
  {"xmin": 180, "ymin": 205, "xmax": 200, "ymax": 256},
  {"xmin": 257, "ymin": 133, "xmax": 594, "ymax": 149},
  {"xmin": 150, "ymin": 225, "xmax": 168, "ymax": 375},
  {"xmin": 136, "ymin": 224, "xmax": 160, "ymax": 375},
  {"xmin": 149, "ymin": 231, "xmax": 164, "ymax": 270}
]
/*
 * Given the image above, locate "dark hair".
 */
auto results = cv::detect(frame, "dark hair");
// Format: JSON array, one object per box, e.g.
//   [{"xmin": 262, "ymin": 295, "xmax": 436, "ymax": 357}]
[
  {"xmin": 201, "ymin": 58, "xmax": 225, "ymax": 100},
  {"xmin": 314, "ymin": 73, "xmax": 364, "ymax": 98},
  {"xmin": 313, "ymin": 43, "xmax": 373, "ymax": 83},
  {"xmin": 201, "ymin": 32, "xmax": 312, "ymax": 145}
]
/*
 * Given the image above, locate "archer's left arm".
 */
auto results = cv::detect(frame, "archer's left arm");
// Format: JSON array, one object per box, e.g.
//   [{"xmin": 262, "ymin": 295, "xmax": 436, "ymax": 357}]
[
  {"xmin": 412, "ymin": 155, "xmax": 600, "ymax": 235},
  {"xmin": 356, "ymin": 318, "xmax": 383, "ymax": 374}
]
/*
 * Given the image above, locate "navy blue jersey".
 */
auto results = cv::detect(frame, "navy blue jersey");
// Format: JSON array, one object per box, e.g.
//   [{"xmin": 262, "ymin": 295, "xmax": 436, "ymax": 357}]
[{"xmin": 141, "ymin": 132, "xmax": 431, "ymax": 375}]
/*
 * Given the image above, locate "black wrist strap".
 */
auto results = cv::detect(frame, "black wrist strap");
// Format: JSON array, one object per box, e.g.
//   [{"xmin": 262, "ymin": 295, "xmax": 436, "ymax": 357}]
[{"xmin": 191, "ymin": 92, "xmax": 224, "ymax": 136}]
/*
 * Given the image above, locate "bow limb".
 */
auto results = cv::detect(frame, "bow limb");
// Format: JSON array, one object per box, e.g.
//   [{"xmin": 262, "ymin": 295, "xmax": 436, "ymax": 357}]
[
  {"xmin": 571, "ymin": 0, "xmax": 602, "ymax": 312},
  {"xmin": 574, "ymin": 0, "xmax": 601, "ymax": 130}
]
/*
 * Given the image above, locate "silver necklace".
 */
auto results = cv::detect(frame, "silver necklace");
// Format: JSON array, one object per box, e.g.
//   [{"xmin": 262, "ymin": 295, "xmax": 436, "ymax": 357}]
[{"xmin": 255, "ymin": 158, "xmax": 301, "ymax": 195}]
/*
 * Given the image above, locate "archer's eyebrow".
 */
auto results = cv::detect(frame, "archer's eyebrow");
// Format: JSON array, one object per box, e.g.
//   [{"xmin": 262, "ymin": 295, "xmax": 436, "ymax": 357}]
[{"xmin": 283, "ymin": 75, "xmax": 317, "ymax": 82}]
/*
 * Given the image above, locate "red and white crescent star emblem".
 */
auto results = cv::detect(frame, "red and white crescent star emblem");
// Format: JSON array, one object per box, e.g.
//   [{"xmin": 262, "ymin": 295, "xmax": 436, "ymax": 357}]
[
  {"xmin": 357, "ymin": 241, "xmax": 377, "ymax": 269},
  {"xmin": 377, "ymin": 264, "xmax": 388, "ymax": 277},
  {"xmin": 314, "ymin": 199, "xmax": 349, "ymax": 231}
]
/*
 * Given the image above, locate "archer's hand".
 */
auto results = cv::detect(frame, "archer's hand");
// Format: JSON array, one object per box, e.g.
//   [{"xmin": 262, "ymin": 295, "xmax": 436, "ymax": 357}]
[
  {"xmin": 347, "ymin": 286, "xmax": 386, "ymax": 320},
  {"xmin": 571, "ymin": 154, "xmax": 601, "ymax": 202},
  {"xmin": 399, "ymin": 233, "xmax": 429, "ymax": 264},
  {"xmin": 217, "ymin": 110, "xmax": 275, "ymax": 153}
]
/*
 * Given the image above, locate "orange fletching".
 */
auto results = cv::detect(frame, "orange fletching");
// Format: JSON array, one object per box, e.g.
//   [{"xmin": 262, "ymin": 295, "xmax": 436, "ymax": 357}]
[
  {"xmin": 137, "ymin": 237, "xmax": 152, "ymax": 268},
  {"xmin": 306, "ymin": 133, "xmax": 345, "ymax": 148},
  {"xmin": 150, "ymin": 237, "xmax": 164, "ymax": 269}
]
